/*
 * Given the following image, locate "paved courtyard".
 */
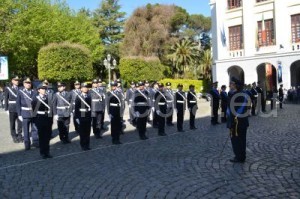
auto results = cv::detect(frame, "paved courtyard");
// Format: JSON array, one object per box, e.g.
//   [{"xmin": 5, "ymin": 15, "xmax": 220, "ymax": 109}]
[{"xmin": 0, "ymin": 101, "xmax": 299, "ymax": 198}]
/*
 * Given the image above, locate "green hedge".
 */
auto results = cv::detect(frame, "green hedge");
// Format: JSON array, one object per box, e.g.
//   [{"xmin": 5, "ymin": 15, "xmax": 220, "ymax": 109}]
[
  {"xmin": 119, "ymin": 57, "xmax": 168, "ymax": 85},
  {"xmin": 159, "ymin": 78, "xmax": 208, "ymax": 92},
  {"xmin": 38, "ymin": 42, "xmax": 93, "ymax": 82}
]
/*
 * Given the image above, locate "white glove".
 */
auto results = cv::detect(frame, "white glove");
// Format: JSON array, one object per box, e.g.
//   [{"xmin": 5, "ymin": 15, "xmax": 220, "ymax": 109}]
[
  {"xmin": 54, "ymin": 115, "xmax": 59, "ymax": 121},
  {"xmin": 188, "ymin": 108, "xmax": 191, "ymax": 112},
  {"xmin": 151, "ymin": 107, "xmax": 155, "ymax": 111},
  {"xmin": 76, "ymin": 118, "xmax": 80, "ymax": 124},
  {"xmin": 70, "ymin": 112, "xmax": 73, "ymax": 116},
  {"xmin": 135, "ymin": 112, "xmax": 140, "ymax": 118},
  {"xmin": 175, "ymin": 109, "xmax": 178, "ymax": 113},
  {"xmin": 6, "ymin": 111, "xmax": 9, "ymax": 115},
  {"xmin": 18, "ymin": 116, "xmax": 23, "ymax": 122},
  {"xmin": 109, "ymin": 114, "xmax": 113, "ymax": 121},
  {"xmin": 156, "ymin": 110, "xmax": 161, "ymax": 115}
]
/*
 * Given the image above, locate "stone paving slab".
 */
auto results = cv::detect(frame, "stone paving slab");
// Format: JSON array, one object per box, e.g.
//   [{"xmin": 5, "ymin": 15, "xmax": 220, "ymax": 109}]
[{"xmin": 0, "ymin": 101, "xmax": 299, "ymax": 198}]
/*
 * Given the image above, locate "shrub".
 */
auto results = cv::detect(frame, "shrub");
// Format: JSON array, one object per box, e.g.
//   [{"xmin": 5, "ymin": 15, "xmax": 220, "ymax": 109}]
[
  {"xmin": 38, "ymin": 42, "xmax": 93, "ymax": 82},
  {"xmin": 159, "ymin": 78, "xmax": 205, "ymax": 92}
]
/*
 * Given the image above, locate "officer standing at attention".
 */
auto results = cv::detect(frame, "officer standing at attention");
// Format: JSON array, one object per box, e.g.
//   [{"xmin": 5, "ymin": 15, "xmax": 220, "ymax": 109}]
[
  {"xmin": 97, "ymin": 79, "xmax": 107, "ymax": 131},
  {"xmin": 220, "ymin": 85, "xmax": 228, "ymax": 123},
  {"xmin": 126, "ymin": 81, "xmax": 136, "ymax": 125},
  {"xmin": 174, "ymin": 84, "xmax": 186, "ymax": 132},
  {"xmin": 150, "ymin": 82, "xmax": 159, "ymax": 128},
  {"xmin": 16, "ymin": 77, "xmax": 39, "ymax": 150},
  {"xmin": 210, "ymin": 81, "xmax": 220, "ymax": 125},
  {"xmin": 71, "ymin": 81, "xmax": 81, "ymax": 133},
  {"xmin": 53, "ymin": 82, "xmax": 72, "ymax": 144},
  {"xmin": 74, "ymin": 83, "xmax": 92, "ymax": 151},
  {"xmin": 165, "ymin": 82, "xmax": 174, "ymax": 126},
  {"xmin": 154, "ymin": 83, "xmax": 167, "ymax": 136},
  {"xmin": 133, "ymin": 81, "xmax": 150, "ymax": 140},
  {"xmin": 90, "ymin": 79, "xmax": 104, "ymax": 139},
  {"xmin": 32, "ymin": 84, "xmax": 53, "ymax": 159},
  {"xmin": 4, "ymin": 75, "xmax": 23, "ymax": 143},
  {"xmin": 250, "ymin": 82, "xmax": 258, "ymax": 116},
  {"xmin": 279, "ymin": 84, "xmax": 284, "ymax": 109},
  {"xmin": 256, "ymin": 81, "xmax": 266, "ymax": 113},
  {"xmin": 187, "ymin": 85, "xmax": 198, "ymax": 130},
  {"xmin": 227, "ymin": 77, "xmax": 250, "ymax": 163},
  {"xmin": 116, "ymin": 79, "xmax": 126, "ymax": 134},
  {"xmin": 144, "ymin": 80, "xmax": 152, "ymax": 123},
  {"xmin": 107, "ymin": 81, "xmax": 122, "ymax": 144}
]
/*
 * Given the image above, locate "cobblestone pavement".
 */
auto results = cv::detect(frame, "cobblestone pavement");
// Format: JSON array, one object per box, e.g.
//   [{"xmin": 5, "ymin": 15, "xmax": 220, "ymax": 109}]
[{"xmin": 0, "ymin": 101, "xmax": 299, "ymax": 198}]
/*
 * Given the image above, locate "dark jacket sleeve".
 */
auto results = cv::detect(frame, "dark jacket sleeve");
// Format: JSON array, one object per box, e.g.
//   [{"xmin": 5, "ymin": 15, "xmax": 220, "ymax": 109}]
[
  {"xmin": 16, "ymin": 91, "xmax": 21, "ymax": 116},
  {"xmin": 4, "ymin": 87, "xmax": 9, "ymax": 111}
]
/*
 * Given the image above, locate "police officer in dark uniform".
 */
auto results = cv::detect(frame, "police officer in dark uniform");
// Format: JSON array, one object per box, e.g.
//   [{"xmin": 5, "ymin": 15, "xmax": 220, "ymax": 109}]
[
  {"xmin": 4, "ymin": 75, "xmax": 23, "ymax": 143},
  {"xmin": 133, "ymin": 81, "xmax": 150, "ymax": 140},
  {"xmin": 256, "ymin": 81, "xmax": 266, "ymax": 113},
  {"xmin": 210, "ymin": 81, "xmax": 220, "ymax": 125},
  {"xmin": 250, "ymin": 82, "xmax": 258, "ymax": 116},
  {"xmin": 279, "ymin": 84, "xmax": 284, "ymax": 109},
  {"xmin": 174, "ymin": 84, "xmax": 186, "ymax": 132},
  {"xmin": 165, "ymin": 82, "xmax": 174, "ymax": 126},
  {"xmin": 16, "ymin": 77, "xmax": 39, "ymax": 150},
  {"xmin": 187, "ymin": 85, "xmax": 198, "ymax": 130},
  {"xmin": 150, "ymin": 82, "xmax": 159, "ymax": 128},
  {"xmin": 126, "ymin": 81, "xmax": 136, "ymax": 125},
  {"xmin": 145, "ymin": 80, "xmax": 152, "ymax": 123},
  {"xmin": 71, "ymin": 81, "xmax": 81, "ymax": 133},
  {"xmin": 107, "ymin": 81, "xmax": 122, "ymax": 144},
  {"xmin": 154, "ymin": 83, "xmax": 167, "ymax": 136},
  {"xmin": 53, "ymin": 82, "xmax": 72, "ymax": 144},
  {"xmin": 97, "ymin": 79, "xmax": 107, "ymax": 130},
  {"xmin": 116, "ymin": 79, "xmax": 126, "ymax": 134},
  {"xmin": 227, "ymin": 77, "xmax": 250, "ymax": 163},
  {"xmin": 90, "ymin": 79, "xmax": 105, "ymax": 139},
  {"xmin": 220, "ymin": 85, "xmax": 228, "ymax": 123},
  {"xmin": 74, "ymin": 83, "xmax": 92, "ymax": 151},
  {"xmin": 32, "ymin": 84, "xmax": 53, "ymax": 159}
]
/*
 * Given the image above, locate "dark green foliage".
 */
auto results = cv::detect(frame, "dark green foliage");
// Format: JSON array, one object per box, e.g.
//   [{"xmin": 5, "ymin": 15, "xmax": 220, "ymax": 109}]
[
  {"xmin": 159, "ymin": 79, "xmax": 204, "ymax": 92},
  {"xmin": 119, "ymin": 57, "xmax": 167, "ymax": 84},
  {"xmin": 38, "ymin": 42, "xmax": 93, "ymax": 82}
]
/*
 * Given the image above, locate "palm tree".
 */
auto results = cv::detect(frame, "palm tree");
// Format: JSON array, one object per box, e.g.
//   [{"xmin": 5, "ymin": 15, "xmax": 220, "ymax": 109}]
[
  {"xmin": 167, "ymin": 38, "xmax": 200, "ymax": 78},
  {"xmin": 199, "ymin": 49, "xmax": 212, "ymax": 81}
]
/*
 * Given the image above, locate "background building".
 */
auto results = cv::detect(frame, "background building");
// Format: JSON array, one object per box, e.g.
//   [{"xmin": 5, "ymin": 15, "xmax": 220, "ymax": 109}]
[{"xmin": 210, "ymin": 0, "xmax": 300, "ymax": 91}]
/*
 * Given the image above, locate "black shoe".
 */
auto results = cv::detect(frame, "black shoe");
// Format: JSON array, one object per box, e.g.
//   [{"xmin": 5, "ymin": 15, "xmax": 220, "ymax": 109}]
[
  {"xmin": 190, "ymin": 127, "xmax": 197, "ymax": 130},
  {"xmin": 229, "ymin": 158, "xmax": 245, "ymax": 163},
  {"xmin": 41, "ymin": 154, "xmax": 48, "ymax": 159},
  {"xmin": 178, "ymin": 129, "xmax": 185, "ymax": 132},
  {"xmin": 82, "ymin": 147, "xmax": 91, "ymax": 151},
  {"xmin": 95, "ymin": 134, "xmax": 102, "ymax": 139},
  {"xmin": 13, "ymin": 137, "xmax": 19, "ymax": 143},
  {"xmin": 112, "ymin": 140, "xmax": 122, "ymax": 145},
  {"xmin": 167, "ymin": 123, "xmax": 174, "ymax": 126},
  {"xmin": 31, "ymin": 143, "xmax": 39, "ymax": 148},
  {"xmin": 158, "ymin": 133, "xmax": 167, "ymax": 136},
  {"xmin": 25, "ymin": 146, "xmax": 31, "ymax": 151},
  {"xmin": 46, "ymin": 154, "xmax": 53, "ymax": 158},
  {"xmin": 140, "ymin": 136, "xmax": 149, "ymax": 140},
  {"xmin": 153, "ymin": 125, "xmax": 158, "ymax": 128},
  {"xmin": 101, "ymin": 127, "xmax": 108, "ymax": 131}
]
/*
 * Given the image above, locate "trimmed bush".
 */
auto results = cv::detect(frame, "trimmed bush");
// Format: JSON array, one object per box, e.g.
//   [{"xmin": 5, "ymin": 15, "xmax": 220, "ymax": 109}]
[
  {"xmin": 38, "ymin": 42, "xmax": 93, "ymax": 82},
  {"xmin": 119, "ymin": 57, "xmax": 168, "ymax": 85},
  {"xmin": 159, "ymin": 78, "xmax": 206, "ymax": 92}
]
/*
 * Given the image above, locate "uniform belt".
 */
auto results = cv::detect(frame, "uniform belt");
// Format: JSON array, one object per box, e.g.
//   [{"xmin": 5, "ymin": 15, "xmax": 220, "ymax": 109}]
[
  {"xmin": 254, "ymin": 95, "xmax": 258, "ymax": 97},
  {"xmin": 129, "ymin": 99, "xmax": 133, "ymax": 101},
  {"xmin": 92, "ymin": 99, "xmax": 101, "ymax": 102},
  {"xmin": 136, "ymin": 102, "xmax": 147, "ymax": 105},
  {"xmin": 167, "ymin": 100, "xmax": 173, "ymax": 103},
  {"xmin": 190, "ymin": 101, "xmax": 196, "ymax": 103},
  {"xmin": 79, "ymin": 108, "xmax": 89, "ymax": 112},
  {"xmin": 72, "ymin": 103, "xmax": 75, "ymax": 105},
  {"xmin": 8, "ymin": 101, "xmax": 16, "ymax": 104},
  {"xmin": 37, "ymin": 111, "xmax": 50, "ymax": 115},
  {"xmin": 158, "ymin": 102, "xmax": 166, "ymax": 105},
  {"xmin": 110, "ymin": 103, "xmax": 120, "ymax": 107},
  {"xmin": 177, "ymin": 101, "xmax": 184, "ymax": 103},
  {"xmin": 21, "ymin": 107, "xmax": 32, "ymax": 111},
  {"xmin": 57, "ymin": 106, "xmax": 70, "ymax": 109}
]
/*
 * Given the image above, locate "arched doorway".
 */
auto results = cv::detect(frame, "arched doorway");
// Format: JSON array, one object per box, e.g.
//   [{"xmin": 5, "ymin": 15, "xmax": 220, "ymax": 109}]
[
  {"xmin": 257, "ymin": 63, "xmax": 277, "ymax": 91},
  {"xmin": 228, "ymin": 65, "xmax": 245, "ymax": 84},
  {"xmin": 291, "ymin": 60, "xmax": 300, "ymax": 87}
]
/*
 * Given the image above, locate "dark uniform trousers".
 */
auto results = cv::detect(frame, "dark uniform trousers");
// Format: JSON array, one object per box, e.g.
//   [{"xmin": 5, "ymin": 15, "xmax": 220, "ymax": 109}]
[
  {"xmin": 23, "ymin": 118, "xmax": 38, "ymax": 146},
  {"xmin": 212, "ymin": 102, "xmax": 219, "ymax": 124},
  {"xmin": 189, "ymin": 109, "xmax": 196, "ymax": 128},
  {"xmin": 79, "ymin": 118, "xmax": 92, "ymax": 149},
  {"xmin": 73, "ymin": 114, "xmax": 79, "ymax": 132},
  {"xmin": 35, "ymin": 116, "xmax": 52, "ymax": 156},
  {"xmin": 92, "ymin": 111, "xmax": 103, "ymax": 136},
  {"xmin": 137, "ymin": 116, "xmax": 147, "ymax": 138},
  {"xmin": 153, "ymin": 109, "xmax": 158, "ymax": 127},
  {"xmin": 9, "ymin": 112, "xmax": 22, "ymax": 139},
  {"xmin": 221, "ymin": 103, "xmax": 227, "ymax": 122},
  {"xmin": 251, "ymin": 99, "xmax": 257, "ymax": 115},
  {"xmin": 166, "ymin": 113, "xmax": 173, "ymax": 125},
  {"xmin": 158, "ymin": 113, "xmax": 166, "ymax": 134},
  {"xmin": 58, "ymin": 117, "xmax": 70, "ymax": 141},
  {"xmin": 177, "ymin": 110, "xmax": 184, "ymax": 131},
  {"xmin": 111, "ymin": 116, "xmax": 121, "ymax": 142},
  {"xmin": 230, "ymin": 125, "xmax": 247, "ymax": 162}
]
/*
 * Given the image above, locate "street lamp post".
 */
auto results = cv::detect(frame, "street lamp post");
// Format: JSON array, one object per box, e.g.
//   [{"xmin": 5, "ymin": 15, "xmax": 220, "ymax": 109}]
[{"xmin": 103, "ymin": 54, "xmax": 117, "ymax": 89}]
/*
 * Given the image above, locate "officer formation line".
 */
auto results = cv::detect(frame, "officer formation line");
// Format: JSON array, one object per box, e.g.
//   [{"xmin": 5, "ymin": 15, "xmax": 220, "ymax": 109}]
[{"xmin": 4, "ymin": 75, "xmax": 284, "ymax": 162}]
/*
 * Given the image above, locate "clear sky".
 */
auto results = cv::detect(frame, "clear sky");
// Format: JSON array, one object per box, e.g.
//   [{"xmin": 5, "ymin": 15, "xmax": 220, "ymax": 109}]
[{"xmin": 66, "ymin": 0, "xmax": 211, "ymax": 17}]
